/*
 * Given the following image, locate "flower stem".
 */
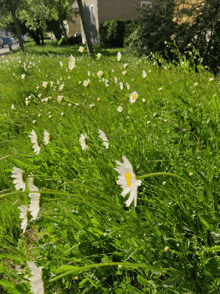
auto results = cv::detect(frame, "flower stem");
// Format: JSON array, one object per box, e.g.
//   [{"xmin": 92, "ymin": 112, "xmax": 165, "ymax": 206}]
[{"xmin": 138, "ymin": 172, "xmax": 200, "ymax": 191}]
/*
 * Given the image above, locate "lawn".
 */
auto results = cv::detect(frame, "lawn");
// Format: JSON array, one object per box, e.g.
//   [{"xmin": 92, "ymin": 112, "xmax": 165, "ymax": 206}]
[{"xmin": 0, "ymin": 41, "xmax": 220, "ymax": 294}]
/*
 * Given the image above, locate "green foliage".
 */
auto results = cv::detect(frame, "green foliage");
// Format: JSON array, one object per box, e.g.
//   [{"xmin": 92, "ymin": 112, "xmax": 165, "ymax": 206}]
[
  {"xmin": 0, "ymin": 41, "xmax": 220, "ymax": 293},
  {"xmin": 174, "ymin": 0, "xmax": 220, "ymax": 74},
  {"xmin": 99, "ymin": 19, "xmax": 134, "ymax": 48},
  {"xmin": 126, "ymin": 0, "xmax": 175, "ymax": 57}
]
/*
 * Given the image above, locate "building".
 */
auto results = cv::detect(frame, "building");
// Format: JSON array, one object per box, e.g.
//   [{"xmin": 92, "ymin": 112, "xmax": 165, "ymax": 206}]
[
  {"xmin": 68, "ymin": 1, "xmax": 81, "ymax": 36},
  {"xmin": 80, "ymin": 0, "xmax": 149, "ymax": 44}
]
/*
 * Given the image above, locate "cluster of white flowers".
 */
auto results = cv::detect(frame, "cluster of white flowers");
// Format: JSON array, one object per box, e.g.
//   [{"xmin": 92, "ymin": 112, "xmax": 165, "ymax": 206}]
[{"xmin": 28, "ymin": 130, "xmax": 50, "ymax": 155}]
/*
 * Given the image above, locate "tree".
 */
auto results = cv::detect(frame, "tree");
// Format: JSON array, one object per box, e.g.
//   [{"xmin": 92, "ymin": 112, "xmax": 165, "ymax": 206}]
[
  {"xmin": 0, "ymin": 0, "xmax": 24, "ymax": 51},
  {"xmin": 174, "ymin": 0, "xmax": 220, "ymax": 73},
  {"xmin": 125, "ymin": 0, "xmax": 175, "ymax": 58},
  {"xmin": 76, "ymin": 0, "xmax": 93, "ymax": 55}
]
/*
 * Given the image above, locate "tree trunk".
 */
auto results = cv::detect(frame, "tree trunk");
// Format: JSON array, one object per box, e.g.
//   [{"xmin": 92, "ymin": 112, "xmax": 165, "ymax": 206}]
[
  {"xmin": 61, "ymin": 21, "xmax": 68, "ymax": 42},
  {"xmin": 76, "ymin": 0, "xmax": 94, "ymax": 55},
  {"xmin": 11, "ymin": 10, "xmax": 24, "ymax": 51}
]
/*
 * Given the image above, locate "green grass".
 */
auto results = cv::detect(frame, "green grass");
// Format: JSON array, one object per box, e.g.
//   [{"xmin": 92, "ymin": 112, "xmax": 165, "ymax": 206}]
[{"xmin": 0, "ymin": 41, "xmax": 220, "ymax": 293}]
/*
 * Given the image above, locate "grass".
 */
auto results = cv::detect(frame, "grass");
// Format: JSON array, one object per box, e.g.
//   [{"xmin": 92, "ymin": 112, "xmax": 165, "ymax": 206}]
[{"xmin": 0, "ymin": 40, "xmax": 220, "ymax": 293}]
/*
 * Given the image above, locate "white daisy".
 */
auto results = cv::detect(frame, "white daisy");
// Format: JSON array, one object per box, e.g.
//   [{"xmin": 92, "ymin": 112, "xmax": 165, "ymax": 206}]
[
  {"xmin": 142, "ymin": 70, "xmax": 147, "ymax": 78},
  {"xmin": 21, "ymin": 74, "xmax": 26, "ymax": 79},
  {"xmin": 129, "ymin": 91, "xmax": 138, "ymax": 104},
  {"xmin": 18, "ymin": 205, "xmax": 28, "ymax": 233},
  {"xmin": 59, "ymin": 84, "xmax": 64, "ymax": 91},
  {"xmin": 98, "ymin": 129, "xmax": 109, "ymax": 149},
  {"xmin": 59, "ymin": 61, "xmax": 63, "ymax": 67},
  {"xmin": 97, "ymin": 53, "xmax": 102, "ymax": 60},
  {"xmin": 27, "ymin": 261, "xmax": 44, "ymax": 294},
  {"xmin": 83, "ymin": 79, "xmax": 90, "ymax": 87},
  {"xmin": 27, "ymin": 177, "xmax": 40, "ymax": 221},
  {"xmin": 119, "ymin": 82, "xmax": 123, "ymax": 90},
  {"xmin": 97, "ymin": 70, "xmax": 104, "ymax": 78},
  {"xmin": 117, "ymin": 106, "xmax": 123, "ymax": 112},
  {"xmin": 123, "ymin": 63, "xmax": 128, "ymax": 68},
  {"xmin": 42, "ymin": 81, "xmax": 48, "ymax": 88},
  {"xmin": 28, "ymin": 130, "xmax": 41, "ymax": 155},
  {"xmin": 43, "ymin": 130, "xmax": 50, "ymax": 145},
  {"xmin": 57, "ymin": 95, "xmax": 64, "ymax": 102},
  {"xmin": 11, "ymin": 167, "xmax": 26, "ymax": 191},
  {"xmin": 114, "ymin": 76, "xmax": 117, "ymax": 83},
  {"xmin": 114, "ymin": 156, "xmax": 142, "ymax": 207},
  {"xmin": 117, "ymin": 51, "xmax": 121, "ymax": 61},
  {"xmin": 122, "ymin": 71, "xmax": 127, "ymax": 76},
  {"xmin": 78, "ymin": 46, "xmax": 84, "ymax": 53},
  {"xmin": 69, "ymin": 55, "xmax": 75, "ymax": 70},
  {"xmin": 79, "ymin": 134, "xmax": 88, "ymax": 150}
]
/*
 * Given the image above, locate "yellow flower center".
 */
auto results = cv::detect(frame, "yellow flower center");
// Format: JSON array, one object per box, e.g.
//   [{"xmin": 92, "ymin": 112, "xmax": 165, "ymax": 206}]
[
  {"xmin": 132, "ymin": 94, "xmax": 137, "ymax": 100},
  {"xmin": 125, "ymin": 172, "xmax": 132, "ymax": 188}
]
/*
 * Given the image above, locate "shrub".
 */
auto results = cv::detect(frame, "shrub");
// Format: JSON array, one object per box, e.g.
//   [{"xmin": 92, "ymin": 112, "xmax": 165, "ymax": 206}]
[
  {"xmin": 174, "ymin": 0, "xmax": 220, "ymax": 74},
  {"xmin": 99, "ymin": 19, "xmax": 134, "ymax": 48},
  {"xmin": 126, "ymin": 0, "xmax": 176, "ymax": 57}
]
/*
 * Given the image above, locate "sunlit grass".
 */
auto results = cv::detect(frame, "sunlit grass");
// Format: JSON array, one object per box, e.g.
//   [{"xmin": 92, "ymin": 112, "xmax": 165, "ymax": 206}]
[{"xmin": 0, "ymin": 41, "xmax": 220, "ymax": 293}]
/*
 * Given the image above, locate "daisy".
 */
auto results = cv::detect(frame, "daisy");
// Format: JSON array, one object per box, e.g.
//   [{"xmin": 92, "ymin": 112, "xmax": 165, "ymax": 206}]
[
  {"xmin": 122, "ymin": 71, "xmax": 127, "ymax": 76},
  {"xmin": 27, "ymin": 261, "xmax": 44, "ymax": 294},
  {"xmin": 27, "ymin": 177, "xmax": 40, "ymax": 221},
  {"xmin": 69, "ymin": 55, "xmax": 75, "ymax": 70},
  {"xmin": 21, "ymin": 74, "xmax": 25, "ymax": 79},
  {"xmin": 83, "ymin": 79, "xmax": 90, "ymax": 87},
  {"xmin": 18, "ymin": 205, "xmax": 28, "ymax": 233},
  {"xmin": 43, "ymin": 130, "xmax": 50, "ymax": 145},
  {"xmin": 126, "ymin": 83, "xmax": 130, "ymax": 89},
  {"xmin": 97, "ymin": 70, "xmax": 104, "ymax": 78},
  {"xmin": 28, "ymin": 130, "xmax": 41, "ymax": 155},
  {"xmin": 57, "ymin": 95, "xmax": 64, "ymax": 102},
  {"xmin": 114, "ymin": 76, "xmax": 117, "ymax": 83},
  {"xmin": 97, "ymin": 53, "xmax": 102, "ymax": 60},
  {"xmin": 59, "ymin": 61, "xmax": 63, "ymax": 67},
  {"xmin": 123, "ymin": 63, "xmax": 128, "ymax": 68},
  {"xmin": 129, "ymin": 91, "xmax": 138, "ymax": 104},
  {"xmin": 41, "ymin": 97, "xmax": 49, "ymax": 103},
  {"xmin": 11, "ymin": 167, "xmax": 26, "ymax": 191},
  {"xmin": 114, "ymin": 156, "xmax": 142, "ymax": 207},
  {"xmin": 142, "ymin": 70, "xmax": 147, "ymax": 78},
  {"xmin": 98, "ymin": 129, "xmax": 109, "ymax": 149},
  {"xmin": 89, "ymin": 103, "xmax": 95, "ymax": 109},
  {"xmin": 117, "ymin": 51, "xmax": 121, "ymax": 61},
  {"xmin": 78, "ymin": 46, "xmax": 84, "ymax": 53},
  {"xmin": 59, "ymin": 84, "xmax": 64, "ymax": 91},
  {"xmin": 42, "ymin": 81, "xmax": 48, "ymax": 88},
  {"xmin": 79, "ymin": 133, "xmax": 88, "ymax": 150},
  {"xmin": 119, "ymin": 82, "xmax": 123, "ymax": 90},
  {"xmin": 117, "ymin": 106, "xmax": 123, "ymax": 112}
]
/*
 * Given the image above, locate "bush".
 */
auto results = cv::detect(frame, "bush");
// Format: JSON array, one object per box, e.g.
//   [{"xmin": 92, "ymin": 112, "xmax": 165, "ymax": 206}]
[
  {"xmin": 99, "ymin": 19, "xmax": 134, "ymax": 48},
  {"xmin": 126, "ymin": 0, "xmax": 175, "ymax": 57},
  {"xmin": 174, "ymin": 0, "xmax": 220, "ymax": 74},
  {"xmin": 59, "ymin": 35, "xmax": 82, "ymax": 46}
]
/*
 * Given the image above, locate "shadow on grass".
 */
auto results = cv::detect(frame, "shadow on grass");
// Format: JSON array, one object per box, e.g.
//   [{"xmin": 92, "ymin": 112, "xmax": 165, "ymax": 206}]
[{"xmin": 9, "ymin": 40, "xmax": 125, "ymax": 58}]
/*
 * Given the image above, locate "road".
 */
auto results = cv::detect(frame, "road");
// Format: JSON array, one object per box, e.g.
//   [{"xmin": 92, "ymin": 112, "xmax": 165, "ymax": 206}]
[{"xmin": 0, "ymin": 44, "xmax": 20, "ymax": 55}]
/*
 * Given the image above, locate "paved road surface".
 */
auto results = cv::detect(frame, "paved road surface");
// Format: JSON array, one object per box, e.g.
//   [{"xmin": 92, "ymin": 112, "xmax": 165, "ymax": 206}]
[{"xmin": 0, "ymin": 44, "xmax": 19, "ymax": 55}]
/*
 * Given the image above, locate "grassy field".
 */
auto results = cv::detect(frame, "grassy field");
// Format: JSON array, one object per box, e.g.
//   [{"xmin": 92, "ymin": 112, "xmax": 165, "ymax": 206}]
[{"xmin": 0, "ymin": 41, "xmax": 220, "ymax": 293}]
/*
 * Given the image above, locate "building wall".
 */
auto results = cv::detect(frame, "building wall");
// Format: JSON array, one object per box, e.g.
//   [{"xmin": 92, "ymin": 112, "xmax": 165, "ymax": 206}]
[
  {"xmin": 68, "ymin": 14, "xmax": 81, "ymax": 36},
  {"xmin": 98, "ymin": 0, "xmax": 141, "ymax": 24}
]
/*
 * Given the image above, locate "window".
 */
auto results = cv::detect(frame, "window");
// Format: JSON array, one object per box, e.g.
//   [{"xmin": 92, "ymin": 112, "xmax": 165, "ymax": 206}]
[
  {"xmin": 141, "ymin": 1, "xmax": 151, "ymax": 7},
  {"xmin": 72, "ymin": 0, "xmax": 79, "ymax": 11},
  {"xmin": 90, "ymin": 5, "xmax": 95, "ymax": 25}
]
